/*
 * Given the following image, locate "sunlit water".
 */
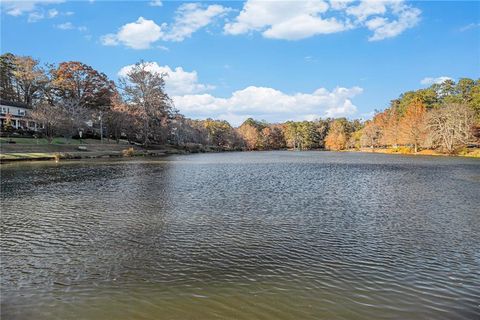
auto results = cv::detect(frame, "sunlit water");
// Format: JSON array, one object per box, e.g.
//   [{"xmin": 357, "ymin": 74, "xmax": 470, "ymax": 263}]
[{"xmin": 1, "ymin": 151, "xmax": 479, "ymax": 320}]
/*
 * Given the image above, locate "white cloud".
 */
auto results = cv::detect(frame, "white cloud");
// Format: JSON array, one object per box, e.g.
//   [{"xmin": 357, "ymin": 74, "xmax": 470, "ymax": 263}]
[
  {"xmin": 2, "ymin": 0, "xmax": 64, "ymax": 16},
  {"xmin": 102, "ymin": 4, "xmax": 230, "ymax": 48},
  {"xmin": 55, "ymin": 21, "xmax": 86, "ymax": 31},
  {"xmin": 101, "ymin": 1, "xmax": 420, "ymax": 46},
  {"xmin": 224, "ymin": 0, "xmax": 347, "ymax": 40},
  {"xmin": 149, "ymin": 0, "xmax": 162, "ymax": 7},
  {"xmin": 460, "ymin": 23, "xmax": 480, "ymax": 32},
  {"xmin": 48, "ymin": 8, "xmax": 58, "ymax": 18},
  {"xmin": 100, "ymin": 33, "xmax": 119, "ymax": 46},
  {"xmin": 101, "ymin": 17, "xmax": 164, "ymax": 49},
  {"xmin": 118, "ymin": 62, "xmax": 362, "ymax": 125},
  {"xmin": 118, "ymin": 62, "xmax": 215, "ymax": 96},
  {"xmin": 225, "ymin": 0, "xmax": 421, "ymax": 41},
  {"xmin": 163, "ymin": 3, "xmax": 231, "ymax": 41},
  {"xmin": 263, "ymin": 15, "xmax": 349, "ymax": 40},
  {"xmin": 3, "ymin": 1, "xmax": 67, "ymax": 23},
  {"xmin": 366, "ymin": 4, "xmax": 421, "ymax": 41},
  {"xmin": 329, "ymin": 0, "xmax": 355, "ymax": 11},
  {"xmin": 173, "ymin": 86, "xmax": 362, "ymax": 126},
  {"xmin": 26, "ymin": 8, "xmax": 60, "ymax": 22},
  {"xmin": 420, "ymin": 76, "xmax": 453, "ymax": 86},
  {"xmin": 346, "ymin": 0, "xmax": 387, "ymax": 22},
  {"xmin": 27, "ymin": 11, "xmax": 44, "ymax": 22},
  {"xmin": 56, "ymin": 22, "xmax": 74, "ymax": 29}
]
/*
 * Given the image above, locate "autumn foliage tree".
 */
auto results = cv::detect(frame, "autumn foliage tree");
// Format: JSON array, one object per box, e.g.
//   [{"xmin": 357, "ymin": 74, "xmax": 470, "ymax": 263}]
[
  {"xmin": 261, "ymin": 125, "xmax": 285, "ymax": 150},
  {"xmin": 238, "ymin": 122, "xmax": 260, "ymax": 150},
  {"xmin": 12, "ymin": 56, "xmax": 48, "ymax": 106},
  {"xmin": 399, "ymin": 98, "xmax": 427, "ymax": 153},
  {"xmin": 203, "ymin": 119, "xmax": 239, "ymax": 148},
  {"xmin": 0, "ymin": 53, "xmax": 18, "ymax": 101},
  {"xmin": 325, "ymin": 119, "xmax": 351, "ymax": 151},
  {"xmin": 49, "ymin": 61, "xmax": 116, "ymax": 139},
  {"xmin": 3, "ymin": 53, "xmax": 479, "ymax": 154}
]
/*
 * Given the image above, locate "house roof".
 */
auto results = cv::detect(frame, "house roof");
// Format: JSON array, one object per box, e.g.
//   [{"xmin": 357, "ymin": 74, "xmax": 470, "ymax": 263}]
[{"xmin": 0, "ymin": 99, "xmax": 32, "ymax": 109}]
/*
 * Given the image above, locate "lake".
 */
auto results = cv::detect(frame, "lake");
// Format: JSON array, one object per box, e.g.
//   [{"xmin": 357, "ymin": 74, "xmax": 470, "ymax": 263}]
[{"xmin": 1, "ymin": 151, "xmax": 479, "ymax": 319}]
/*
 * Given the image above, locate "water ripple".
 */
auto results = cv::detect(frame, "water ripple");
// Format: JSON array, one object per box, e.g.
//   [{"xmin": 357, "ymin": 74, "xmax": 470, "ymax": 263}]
[{"xmin": 1, "ymin": 152, "xmax": 479, "ymax": 319}]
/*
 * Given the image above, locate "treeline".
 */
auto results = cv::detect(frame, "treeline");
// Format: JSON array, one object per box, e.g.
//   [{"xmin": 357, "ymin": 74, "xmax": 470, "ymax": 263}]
[
  {"xmin": 0, "ymin": 53, "xmax": 242, "ymax": 149},
  {"xmin": 350, "ymin": 79, "xmax": 480, "ymax": 153},
  {"xmin": 1, "ymin": 52, "xmax": 479, "ymax": 153},
  {"xmin": 233, "ymin": 79, "xmax": 480, "ymax": 153}
]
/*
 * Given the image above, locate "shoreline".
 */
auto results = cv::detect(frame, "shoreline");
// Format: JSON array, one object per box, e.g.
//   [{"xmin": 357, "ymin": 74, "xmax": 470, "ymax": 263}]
[
  {"xmin": 0, "ymin": 150, "xmax": 170, "ymax": 163},
  {"xmin": 2, "ymin": 146, "xmax": 479, "ymax": 164},
  {"xmin": 0, "ymin": 142, "xmax": 239, "ymax": 163},
  {"xmin": 342, "ymin": 147, "xmax": 480, "ymax": 158}
]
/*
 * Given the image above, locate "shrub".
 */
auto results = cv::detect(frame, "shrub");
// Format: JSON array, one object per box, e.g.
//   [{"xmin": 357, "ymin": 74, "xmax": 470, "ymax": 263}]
[
  {"xmin": 122, "ymin": 147, "xmax": 135, "ymax": 157},
  {"xmin": 391, "ymin": 146, "xmax": 413, "ymax": 154}
]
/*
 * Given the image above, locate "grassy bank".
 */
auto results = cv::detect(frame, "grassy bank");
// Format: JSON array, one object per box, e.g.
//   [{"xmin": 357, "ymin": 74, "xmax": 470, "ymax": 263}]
[
  {"xmin": 0, "ymin": 150, "xmax": 172, "ymax": 163},
  {"xmin": 0, "ymin": 137, "xmax": 235, "ymax": 163}
]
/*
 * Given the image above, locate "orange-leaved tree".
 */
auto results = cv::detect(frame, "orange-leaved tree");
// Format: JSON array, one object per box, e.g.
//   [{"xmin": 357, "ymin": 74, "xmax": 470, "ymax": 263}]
[{"xmin": 399, "ymin": 98, "xmax": 427, "ymax": 153}]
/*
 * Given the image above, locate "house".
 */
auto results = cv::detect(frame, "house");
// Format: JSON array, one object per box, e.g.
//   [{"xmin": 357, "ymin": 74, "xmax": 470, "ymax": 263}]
[{"xmin": 0, "ymin": 99, "xmax": 40, "ymax": 131}]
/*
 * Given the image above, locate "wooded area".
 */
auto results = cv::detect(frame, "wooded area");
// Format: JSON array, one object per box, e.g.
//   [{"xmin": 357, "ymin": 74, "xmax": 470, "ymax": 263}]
[{"xmin": 1, "ymin": 53, "xmax": 479, "ymax": 154}]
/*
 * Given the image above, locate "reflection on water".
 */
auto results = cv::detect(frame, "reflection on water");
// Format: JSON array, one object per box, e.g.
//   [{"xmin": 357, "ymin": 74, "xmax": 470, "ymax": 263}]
[{"xmin": 1, "ymin": 151, "xmax": 479, "ymax": 320}]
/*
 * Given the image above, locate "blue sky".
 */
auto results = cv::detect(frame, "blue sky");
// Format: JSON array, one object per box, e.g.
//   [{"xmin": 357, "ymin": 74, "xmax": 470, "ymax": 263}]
[{"xmin": 1, "ymin": 0, "xmax": 479, "ymax": 125}]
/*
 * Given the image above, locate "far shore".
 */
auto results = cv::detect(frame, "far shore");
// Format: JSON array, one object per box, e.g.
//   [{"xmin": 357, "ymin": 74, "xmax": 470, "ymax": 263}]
[{"xmin": 343, "ymin": 147, "xmax": 480, "ymax": 158}]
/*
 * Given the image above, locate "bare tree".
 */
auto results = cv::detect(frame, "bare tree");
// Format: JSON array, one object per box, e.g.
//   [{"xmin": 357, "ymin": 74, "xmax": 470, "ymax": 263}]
[
  {"xmin": 29, "ymin": 102, "xmax": 65, "ymax": 143},
  {"xmin": 360, "ymin": 120, "xmax": 381, "ymax": 148},
  {"xmin": 119, "ymin": 62, "xmax": 173, "ymax": 146},
  {"xmin": 428, "ymin": 103, "xmax": 476, "ymax": 153}
]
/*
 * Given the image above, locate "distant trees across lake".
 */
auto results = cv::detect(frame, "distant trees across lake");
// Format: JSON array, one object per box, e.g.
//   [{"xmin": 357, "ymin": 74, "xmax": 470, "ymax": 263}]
[{"xmin": 1, "ymin": 52, "xmax": 479, "ymax": 154}]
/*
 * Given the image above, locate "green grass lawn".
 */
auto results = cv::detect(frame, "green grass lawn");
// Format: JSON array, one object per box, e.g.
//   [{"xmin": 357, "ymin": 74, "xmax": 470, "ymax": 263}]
[
  {"xmin": 0, "ymin": 137, "xmax": 128, "ymax": 145},
  {"xmin": 0, "ymin": 152, "xmax": 57, "ymax": 160},
  {"xmin": 1, "ymin": 137, "xmax": 76, "ymax": 145}
]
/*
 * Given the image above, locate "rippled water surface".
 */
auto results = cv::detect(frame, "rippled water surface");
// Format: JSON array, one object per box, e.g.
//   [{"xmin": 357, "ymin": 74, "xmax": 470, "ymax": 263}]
[{"xmin": 1, "ymin": 151, "xmax": 479, "ymax": 319}]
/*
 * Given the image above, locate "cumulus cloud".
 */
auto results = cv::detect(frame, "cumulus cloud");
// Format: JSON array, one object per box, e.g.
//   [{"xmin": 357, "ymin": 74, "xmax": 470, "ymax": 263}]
[
  {"xmin": 118, "ymin": 62, "xmax": 215, "ymax": 95},
  {"xmin": 118, "ymin": 62, "xmax": 363, "ymax": 126},
  {"xmin": 101, "ymin": 3, "xmax": 230, "ymax": 48},
  {"xmin": 346, "ymin": 0, "xmax": 387, "ymax": 21},
  {"xmin": 225, "ymin": 0, "xmax": 421, "ymax": 41},
  {"xmin": 420, "ymin": 76, "xmax": 453, "ymax": 86},
  {"xmin": 173, "ymin": 86, "xmax": 362, "ymax": 126},
  {"xmin": 163, "ymin": 3, "xmax": 231, "ymax": 41},
  {"xmin": 224, "ymin": 0, "xmax": 350, "ymax": 40},
  {"xmin": 329, "ymin": 0, "xmax": 355, "ymax": 11},
  {"xmin": 365, "ymin": 4, "xmax": 421, "ymax": 41},
  {"xmin": 101, "ymin": 17, "xmax": 164, "ymax": 49},
  {"xmin": 3, "ymin": 1, "xmax": 75, "ymax": 24},
  {"xmin": 1, "ymin": 0, "xmax": 64, "ymax": 16}
]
